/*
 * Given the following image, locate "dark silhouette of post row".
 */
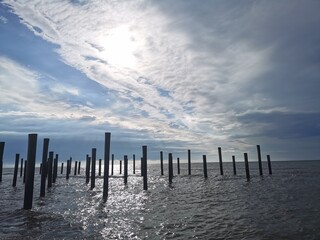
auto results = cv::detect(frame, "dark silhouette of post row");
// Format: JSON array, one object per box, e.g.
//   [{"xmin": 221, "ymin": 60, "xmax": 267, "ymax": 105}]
[
  {"xmin": 267, "ymin": 155, "xmax": 272, "ymax": 175},
  {"xmin": 177, "ymin": 157, "xmax": 180, "ymax": 175},
  {"xmin": 111, "ymin": 154, "xmax": 114, "ymax": 176},
  {"xmin": 244, "ymin": 153, "xmax": 250, "ymax": 181},
  {"xmin": 23, "ymin": 133, "xmax": 37, "ymax": 210},
  {"xmin": 0, "ymin": 142, "xmax": 4, "ymax": 182},
  {"xmin": 103, "ymin": 132, "xmax": 111, "ymax": 202},
  {"xmin": 12, "ymin": 153, "xmax": 20, "ymax": 187},
  {"xmin": 188, "ymin": 149, "xmax": 191, "ymax": 175},
  {"xmin": 40, "ymin": 138, "xmax": 49, "ymax": 197},
  {"xmin": 99, "ymin": 159, "xmax": 102, "ymax": 176},
  {"xmin": 218, "ymin": 147, "xmax": 223, "ymax": 175},
  {"xmin": 74, "ymin": 161, "xmax": 78, "ymax": 176},
  {"xmin": 160, "ymin": 151, "xmax": 164, "ymax": 175},
  {"xmin": 78, "ymin": 161, "xmax": 81, "ymax": 175},
  {"xmin": 91, "ymin": 148, "xmax": 96, "ymax": 190},
  {"xmin": 257, "ymin": 145, "xmax": 263, "ymax": 176},
  {"xmin": 53, "ymin": 154, "xmax": 58, "ymax": 183},
  {"xmin": 133, "ymin": 154, "xmax": 135, "ymax": 174},
  {"xmin": 202, "ymin": 155, "xmax": 208, "ymax": 179},
  {"xmin": 142, "ymin": 146, "xmax": 148, "ymax": 190},
  {"xmin": 61, "ymin": 162, "xmax": 64, "ymax": 174},
  {"xmin": 23, "ymin": 160, "xmax": 27, "ymax": 183},
  {"xmin": 47, "ymin": 151, "xmax": 54, "ymax": 188},
  {"xmin": 168, "ymin": 153, "xmax": 173, "ymax": 184},
  {"xmin": 20, "ymin": 158, "xmax": 23, "ymax": 177},
  {"xmin": 124, "ymin": 155, "xmax": 128, "ymax": 185},
  {"xmin": 232, "ymin": 155, "xmax": 237, "ymax": 175}
]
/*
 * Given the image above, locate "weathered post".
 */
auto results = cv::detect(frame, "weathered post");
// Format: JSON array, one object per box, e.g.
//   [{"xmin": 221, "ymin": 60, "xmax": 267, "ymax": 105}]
[
  {"xmin": 61, "ymin": 162, "xmax": 64, "ymax": 174},
  {"xmin": 40, "ymin": 138, "xmax": 49, "ymax": 197},
  {"xmin": 257, "ymin": 145, "xmax": 263, "ymax": 176},
  {"xmin": 188, "ymin": 149, "xmax": 191, "ymax": 175},
  {"xmin": 69, "ymin": 157, "xmax": 72, "ymax": 175},
  {"xmin": 66, "ymin": 160, "xmax": 70, "ymax": 180},
  {"xmin": 168, "ymin": 153, "xmax": 173, "ymax": 184},
  {"xmin": 232, "ymin": 155, "xmax": 237, "ymax": 175},
  {"xmin": 177, "ymin": 157, "xmax": 180, "ymax": 175},
  {"xmin": 133, "ymin": 154, "xmax": 135, "ymax": 174},
  {"xmin": 20, "ymin": 158, "xmax": 23, "ymax": 177},
  {"xmin": 124, "ymin": 155, "xmax": 128, "ymax": 185},
  {"xmin": 267, "ymin": 155, "xmax": 272, "ymax": 175},
  {"xmin": 86, "ymin": 155, "xmax": 91, "ymax": 184},
  {"xmin": 39, "ymin": 163, "xmax": 42, "ymax": 175},
  {"xmin": 78, "ymin": 161, "xmax": 81, "ymax": 175},
  {"xmin": 218, "ymin": 147, "xmax": 224, "ymax": 175},
  {"xmin": 12, "ymin": 153, "xmax": 20, "ymax": 187},
  {"xmin": 244, "ymin": 153, "xmax": 250, "ymax": 181},
  {"xmin": 91, "ymin": 148, "xmax": 96, "ymax": 190},
  {"xmin": 119, "ymin": 160, "xmax": 122, "ymax": 174},
  {"xmin": 160, "ymin": 151, "xmax": 164, "ymax": 175},
  {"xmin": 53, "ymin": 154, "xmax": 58, "ymax": 183},
  {"xmin": 98, "ymin": 159, "xmax": 102, "ymax": 176},
  {"xmin": 23, "ymin": 133, "xmax": 37, "ymax": 210},
  {"xmin": 142, "ymin": 146, "xmax": 148, "ymax": 190},
  {"xmin": 111, "ymin": 154, "xmax": 114, "ymax": 176},
  {"xmin": 74, "ymin": 161, "xmax": 78, "ymax": 176},
  {"xmin": 103, "ymin": 132, "xmax": 111, "ymax": 202},
  {"xmin": 47, "ymin": 151, "xmax": 54, "ymax": 188},
  {"xmin": 23, "ymin": 160, "xmax": 27, "ymax": 183},
  {"xmin": 141, "ymin": 157, "xmax": 144, "ymax": 177},
  {"xmin": 203, "ymin": 155, "xmax": 208, "ymax": 179},
  {"xmin": 0, "ymin": 142, "xmax": 4, "ymax": 182}
]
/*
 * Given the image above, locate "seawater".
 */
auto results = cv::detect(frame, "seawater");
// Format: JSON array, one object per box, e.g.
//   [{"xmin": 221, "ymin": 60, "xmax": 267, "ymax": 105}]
[{"xmin": 0, "ymin": 161, "xmax": 320, "ymax": 239}]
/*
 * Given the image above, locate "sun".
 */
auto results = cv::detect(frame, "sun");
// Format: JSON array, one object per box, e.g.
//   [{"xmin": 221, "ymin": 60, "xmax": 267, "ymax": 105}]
[{"xmin": 99, "ymin": 26, "xmax": 137, "ymax": 68}]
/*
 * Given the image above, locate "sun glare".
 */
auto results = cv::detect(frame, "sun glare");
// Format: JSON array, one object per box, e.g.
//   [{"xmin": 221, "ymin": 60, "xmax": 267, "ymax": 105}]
[{"xmin": 99, "ymin": 26, "xmax": 138, "ymax": 68}]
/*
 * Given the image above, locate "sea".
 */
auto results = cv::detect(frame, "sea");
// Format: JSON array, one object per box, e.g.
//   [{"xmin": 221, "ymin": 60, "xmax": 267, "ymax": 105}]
[{"xmin": 0, "ymin": 160, "xmax": 320, "ymax": 239}]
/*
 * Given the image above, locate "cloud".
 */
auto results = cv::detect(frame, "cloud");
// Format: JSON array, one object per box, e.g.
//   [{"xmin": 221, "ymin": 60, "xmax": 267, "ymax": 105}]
[{"xmin": 0, "ymin": 15, "xmax": 8, "ymax": 24}]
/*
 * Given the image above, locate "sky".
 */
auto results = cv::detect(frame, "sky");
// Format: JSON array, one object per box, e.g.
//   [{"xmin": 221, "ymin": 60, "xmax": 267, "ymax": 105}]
[{"xmin": 0, "ymin": 0, "xmax": 320, "ymax": 165}]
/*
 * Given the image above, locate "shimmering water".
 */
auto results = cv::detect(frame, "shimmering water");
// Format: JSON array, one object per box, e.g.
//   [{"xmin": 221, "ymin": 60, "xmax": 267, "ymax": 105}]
[{"xmin": 1, "ymin": 161, "xmax": 320, "ymax": 239}]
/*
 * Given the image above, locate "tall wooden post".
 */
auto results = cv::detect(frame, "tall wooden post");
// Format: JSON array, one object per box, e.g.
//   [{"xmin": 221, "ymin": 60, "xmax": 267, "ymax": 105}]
[
  {"xmin": 78, "ymin": 161, "xmax": 81, "ymax": 175},
  {"xmin": 86, "ymin": 155, "xmax": 90, "ymax": 184},
  {"xmin": 203, "ymin": 155, "xmax": 208, "ymax": 179},
  {"xmin": 61, "ymin": 162, "xmax": 64, "ymax": 174},
  {"xmin": 124, "ymin": 155, "xmax": 128, "ymax": 185},
  {"xmin": 23, "ymin": 160, "xmax": 27, "ymax": 183},
  {"xmin": 168, "ymin": 153, "xmax": 173, "ymax": 184},
  {"xmin": 12, "ymin": 153, "xmax": 20, "ymax": 187},
  {"xmin": 177, "ymin": 157, "xmax": 180, "ymax": 175},
  {"xmin": 188, "ymin": 149, "xmax": 191, "ymax": 175},
  {"xmin": 232, "ymin": 155, "xmax": 237, "ymax": 175},
  {"xmin": 0, "ymin": 142, "xmax": 4, "ymax": 182},
  {"xmin": 218, "ymin": 147, "xmax": 224, "ymax": 175},
  {"xmin": 20, "ymin": 158, "xmax": 23, "ymax": 177},
  {"xmin": 133, "ymin": 154, "xmax": 135, "ymax": 174},
  {"xmin": 267, "ymin": 155, "xmax": 272, "ymax": 175},
  {"xmin": 40, "ymin": 138, "xmax": 49, "ymax": 197},
  {"xmin": 91, "ymin": 148, "xmax": 96, "ymax": 190},
  {"xmin": 119, "ymin": 160, "xmax": 122, "ymax": 175},
  {"xmin": 98, "ymin": 159, "xmax": 102, "ymax": 176},
  {"xmin": 23, "ymin": 133, "xmax": 37, "ymax": 210},
  {"xmin": 74, "ymin": 161, "xmax": 78, "ymax": 176},
  {"xmin": 141, "ymin": 157, "xmax": 144, "ymax": 177},
  {"xmin": 244, "ymin": 153, "xmax": 250, "ymax": 181},
  {"xmin": 53, "ymin": 154, "xmax": 58, "ymax": 183},
  {"xmin": 66, "ymin": 160, "xmax": 70, "ymax": 180},
  {"xmin": 47, "ymin": 151, "xmax": 54, "ymax": 188},
  {"xmin": 142, "ymin": 146, "xmax": 148, "ymax": 190},
  {"xmin": 111, "ymin": 154, "xmax": 114, "ymax": 176},
  {"xmin": 103, "ymin": 132, "xmax": 111, "ymax": 202},
  {"xmin": 257, "ymin": 145, "xmax": 263, "ymax": 176},
  {"xmin": 160, "ymin": 151, "xmax": 164, "ymax": 175}
]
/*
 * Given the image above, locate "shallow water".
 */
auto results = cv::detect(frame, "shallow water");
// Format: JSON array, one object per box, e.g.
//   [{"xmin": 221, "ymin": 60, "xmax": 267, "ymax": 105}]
[{"xmin": 1, "ymin": 161, "xmax": 320, "ymax": 239}]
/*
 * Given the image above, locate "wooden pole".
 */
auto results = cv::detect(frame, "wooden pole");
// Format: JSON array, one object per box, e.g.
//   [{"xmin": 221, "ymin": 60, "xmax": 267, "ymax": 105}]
[
  {"xmin": 78, "ymin": 161, "xmax": 81, "ymax": 175},
  {"xmin": 40, "ymin": 138, "xmax": 49, "ymax": 197},
  {"xmin": 86, "ymin": 155, "xmax": 91, "ymax": 184},
  {"xmin": 267, "ymin": 155, "xmax": 272, "ymax": 175},
  {"xmin": 66, "ymin": 160, "xmax": 70, "ymax": 180},
  {"xmin": 119, "ymin": 160, "xmax": 122, "ymax": 175},
  {"xmin": 111, "ymin": 154, "xmax": 114, "ymax": 176},
  {"xmin": 218, "ymin": 147, "xmax": 224, "ymax": 175},
  {"xmin": 53, "ymin": 154, "xmax": 58, "ymax": 183},
  {"xmin": 133, "ymin": 154, "xmax": 135, "ymax": 174},
  {"xmin": 142, "ymin": 146, "xmax": 148, "ymax": 190},
  {"xmin": 0, "ymin": 142, "xmax": 4, "ymax": 182},
  {"xmin": 188, "ymin": 149, "xmax": 191, "ymax": 175},
  {"xmin": 69, "ymin": 157, "xmax": 72, "ymax": 175},
  {"xmin": 177, "ymin": 157, "xmax": 180, "ymax": 175},
  {"xmin": 23, "ymin": 133, "xmax": 37, "ymax": 210},
  {"xmin": 74, "ymin": 161, "xmax": 78, "ymax": 176},
  {"xmin": 47, "ymin": 151, "xmax": 53, "ymax": 188},
  {"xmin": 40, "ymin": 163, "xmax": 42, "ymax": 175},
  {"xmin": 257, "ymin": 145, "xmax": 263, "ymax": 176},
  {"xmin": 168, "ymin": 153, "xmax": 173, "ymax": 184},
  {"xmin": 61, "ymin": 162, "xmax": 64, "ymax": 174},
  {"xmin": 12, "ymin": 153, "xmax": 20, "ymax": 187},
  {"xmin": 103, "ymin": 132, "xmax": 111, "ymax": 202},
  {"xmin": 232, "ymin": 155, "xmax": 237, "ymax": 175},
  {"xmin": 98, "ymin": 159, "xmax": 102, "ymax": 176},
  {"xmin": 203, "ymin": 155, "xmax": 208, "ymax": 179},
  {"xmin": 124, "ymin": 155, "xmax": 128, "ymax": 185},
  {"xmin": 91, "ymin": 148, "xmax": 96, "ymax": 190},
  {"xmin": 244, "ymin": 153, "xmax": 250, "ymax": 181},
  {"xmin": 141, "ymin": 157, "xmax": 144, "ymax": 177},
  {"xmin": 160, "ymin": 151, "xmax": 164, "ymax": 175},
  {"xmin": 23, "ymin": 160, "xmax": 27, "ymax": 183},
  {"xmin": 20, "ymin": 158, "xmax": 23, "ymax": 177}
]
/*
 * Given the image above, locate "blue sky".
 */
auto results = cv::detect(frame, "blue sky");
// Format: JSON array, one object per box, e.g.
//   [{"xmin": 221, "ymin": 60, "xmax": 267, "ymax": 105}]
[{"xmin": 1, "ymin": 0, "xmax": 320, "ymax": 164}]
